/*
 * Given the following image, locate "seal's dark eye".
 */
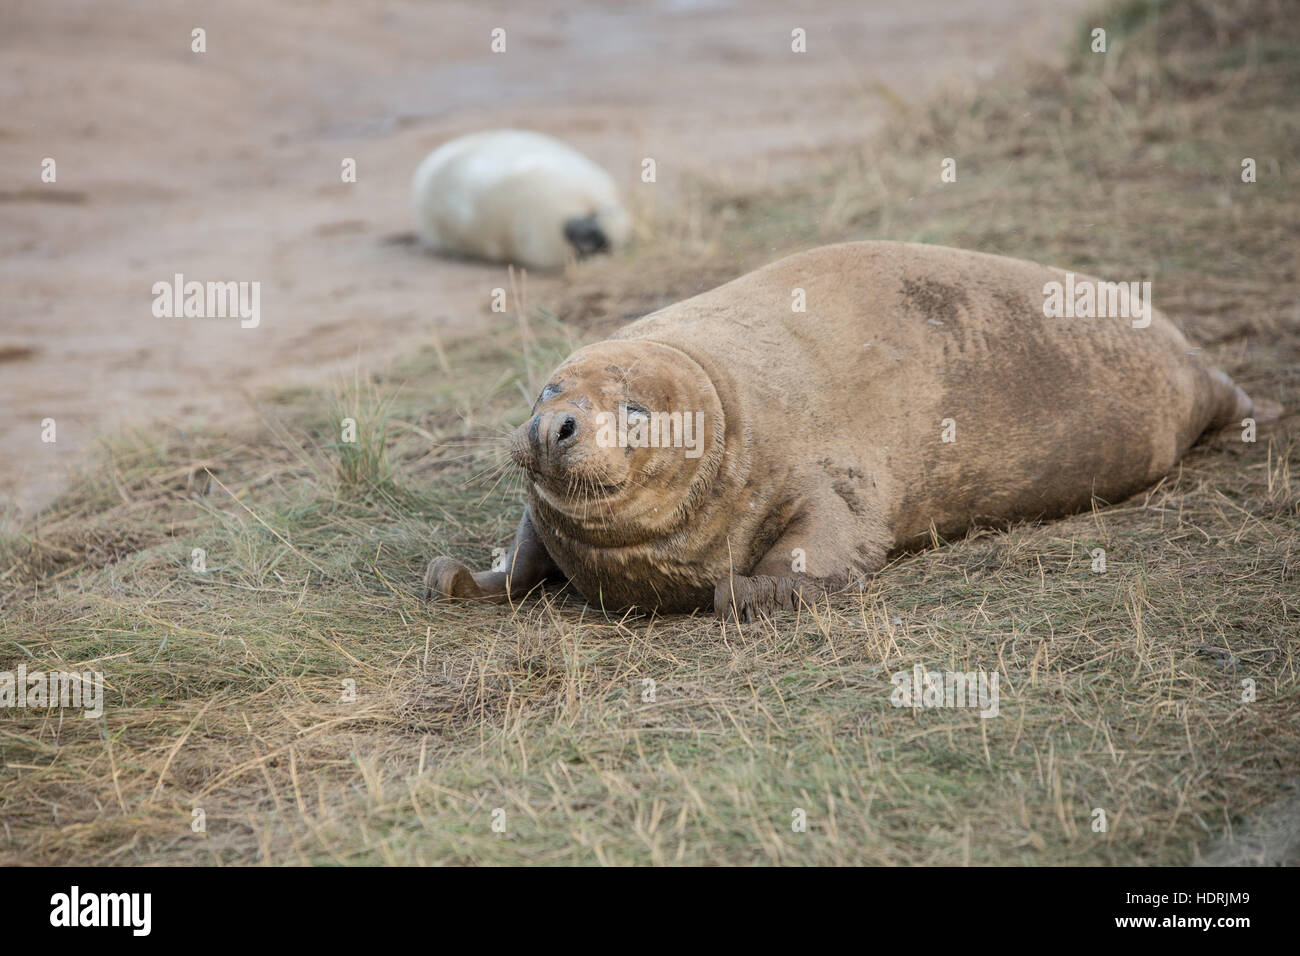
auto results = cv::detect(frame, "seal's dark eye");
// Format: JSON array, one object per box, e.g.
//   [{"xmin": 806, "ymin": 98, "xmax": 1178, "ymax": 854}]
[{"xmin": 539, "ymin": 384, "xmax": 560, "ymax": 403}]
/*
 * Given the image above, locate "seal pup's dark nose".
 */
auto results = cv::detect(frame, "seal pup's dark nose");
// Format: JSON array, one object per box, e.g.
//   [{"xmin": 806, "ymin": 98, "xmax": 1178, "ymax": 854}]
[{"xmin": 563, "ymin": 215, "xmax": 610, "ymax": 259}]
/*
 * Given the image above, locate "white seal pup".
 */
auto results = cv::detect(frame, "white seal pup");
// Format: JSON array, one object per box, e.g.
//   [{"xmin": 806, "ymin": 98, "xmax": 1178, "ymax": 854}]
[{"xmin": 411, "ymin": 129, "xmax": 630, "ymax": 271}]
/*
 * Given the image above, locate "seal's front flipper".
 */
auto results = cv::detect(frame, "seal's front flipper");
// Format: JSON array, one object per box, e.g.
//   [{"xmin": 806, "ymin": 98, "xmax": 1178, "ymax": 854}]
[
  {"xmin": 713, "ymin": 573, "xmax": 820, "ymax": 622},
  {"xmin": 424, "ymin": 556, "xmax": 492, "ymax": 600},
  {"xmin": 424, "ymin": 507, "xmax": 561, "ymax": 604},
  {"xmin": 713, "ymin": 499, "xmax": 887, "ymax": 621}
]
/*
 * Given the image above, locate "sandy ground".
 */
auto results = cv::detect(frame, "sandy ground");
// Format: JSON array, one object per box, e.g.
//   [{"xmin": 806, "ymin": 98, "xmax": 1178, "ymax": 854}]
[{"xmin": 0, "ymin": 0, "xmax": 1088, "ymax": 521}]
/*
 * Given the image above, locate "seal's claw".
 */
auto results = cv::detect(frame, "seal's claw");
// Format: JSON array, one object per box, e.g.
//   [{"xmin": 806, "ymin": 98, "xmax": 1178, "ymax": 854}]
[
  {"xmin": 714, "ymin": 575, "xmax": 749, "ymax": 622},
  {"xmin": 424, "ymin": 556, "xmax": 484, "ymax": 602},
  {"xmin": 714, "ymin": 574, "xmax": 811, "ymax": 622}
]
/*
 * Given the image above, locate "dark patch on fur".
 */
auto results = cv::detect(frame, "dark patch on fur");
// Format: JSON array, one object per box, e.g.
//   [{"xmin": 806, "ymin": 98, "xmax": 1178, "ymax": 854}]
[
  {"xmin": 994, "ymin": 289, "xmax": 1036, "ymax": 322},
  {"xmin": 819, "ymin": 458, "xmax": 870, "ymax": 516},
  {"xmin": 831, "ymin": 480, "xmax": 866, "ymax": 515},
  {"xmin": 901, "ymin": 277, "xmax": 970, "ymax": 322}
]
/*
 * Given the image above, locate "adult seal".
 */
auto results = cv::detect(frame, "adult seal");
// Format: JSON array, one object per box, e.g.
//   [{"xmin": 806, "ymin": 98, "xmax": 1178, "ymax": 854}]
[
  {"xmin": 411, "ymin": 129, "xmax": 630, "ymax": 271},
  {"xmin": 425, "ymin": 241, "xmax": 1278, "ymax": 619}
]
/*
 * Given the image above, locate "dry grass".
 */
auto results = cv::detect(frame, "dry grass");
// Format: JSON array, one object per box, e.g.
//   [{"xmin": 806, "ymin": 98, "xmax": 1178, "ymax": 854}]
[{"xmin": 1, "ymin": 0, "xmax": 1297, "ymax": 865}]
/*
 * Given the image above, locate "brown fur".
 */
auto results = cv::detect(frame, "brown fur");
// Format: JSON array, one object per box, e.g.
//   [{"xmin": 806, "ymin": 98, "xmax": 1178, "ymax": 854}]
[{"xmin": 425, "ymin": 241, "xmax": 1275, "ymax": 619}]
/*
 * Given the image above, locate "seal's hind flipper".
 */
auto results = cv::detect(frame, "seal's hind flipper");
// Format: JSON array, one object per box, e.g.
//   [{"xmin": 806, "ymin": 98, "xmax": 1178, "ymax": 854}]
[
  {"xmin": 1208, "ymin": 368, "xmax": 1282, "ymax": 426},
  {"xmin": 1250, "ymin": 398, "xmax": 1284, "ymax": 423}
]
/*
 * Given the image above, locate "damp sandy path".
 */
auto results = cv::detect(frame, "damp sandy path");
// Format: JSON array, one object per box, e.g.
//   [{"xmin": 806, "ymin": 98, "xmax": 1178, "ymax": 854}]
[{"xmin": 0, "ymin": 0, "xmax": 1088, "ymax": 520}]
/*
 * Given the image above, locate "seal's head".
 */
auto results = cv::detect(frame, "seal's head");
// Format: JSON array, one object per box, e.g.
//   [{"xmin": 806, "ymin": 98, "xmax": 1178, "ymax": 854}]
[{"xmin": 510, "ymin": 341, "xmax": 724, "ymax": 540}]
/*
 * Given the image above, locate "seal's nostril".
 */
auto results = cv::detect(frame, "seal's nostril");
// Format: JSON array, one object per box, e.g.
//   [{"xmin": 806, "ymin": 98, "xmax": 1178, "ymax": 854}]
[{"xmin": 557, "ymin": 415, "xmax": 578, "ymax": 443}]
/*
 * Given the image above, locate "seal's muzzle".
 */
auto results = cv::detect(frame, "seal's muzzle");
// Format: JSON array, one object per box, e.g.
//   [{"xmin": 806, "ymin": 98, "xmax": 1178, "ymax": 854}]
[
  {"xmin": 516, "ymin": 410, "xmax": 582, "ymax": 477},
  {"xmin": 563, "ymin": 215, "xmax": 610, "ymax": 259}
]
